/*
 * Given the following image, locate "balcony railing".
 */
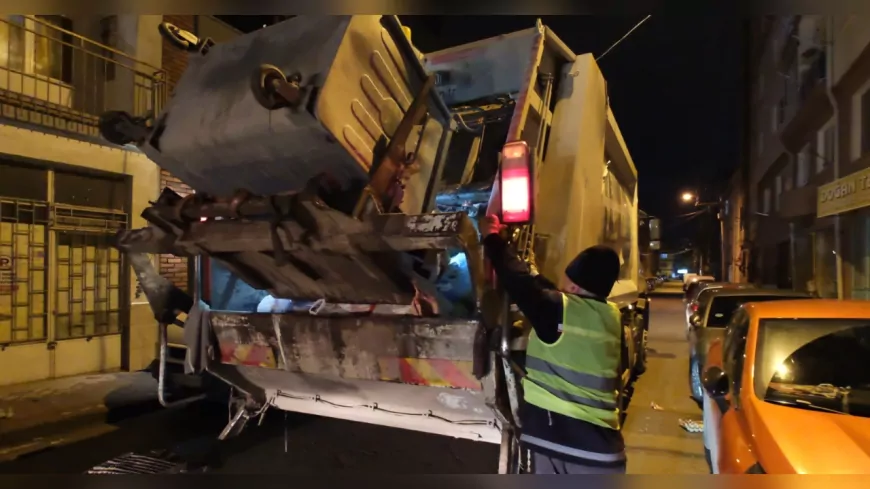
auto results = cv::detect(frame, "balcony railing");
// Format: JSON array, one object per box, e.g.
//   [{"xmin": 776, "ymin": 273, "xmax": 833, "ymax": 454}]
[{"xmin": 0, "ymin": 15, "xmax": 167, "ymax": 141}]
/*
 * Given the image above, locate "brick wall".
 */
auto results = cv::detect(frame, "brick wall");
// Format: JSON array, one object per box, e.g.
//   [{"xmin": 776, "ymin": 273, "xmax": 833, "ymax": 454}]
[{"xmin": 159, "ymin": 15, "xmax": 196, "ymax": 291}]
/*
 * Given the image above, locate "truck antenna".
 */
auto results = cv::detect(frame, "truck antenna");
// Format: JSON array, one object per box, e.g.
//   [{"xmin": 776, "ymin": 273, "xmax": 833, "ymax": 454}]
[{"xmin": 596, "ymin": 15, "xmax": 652, "ymax": 62}]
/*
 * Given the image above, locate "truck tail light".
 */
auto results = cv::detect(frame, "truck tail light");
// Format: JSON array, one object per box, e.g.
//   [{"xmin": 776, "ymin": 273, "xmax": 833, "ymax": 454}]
[
  {"xmin": 499, "ymin": 141, "xmax": 533, "ymax": 224},
  {"xmin": 691, "ymin": 303, "xmax": 699, "ymax": 312}
]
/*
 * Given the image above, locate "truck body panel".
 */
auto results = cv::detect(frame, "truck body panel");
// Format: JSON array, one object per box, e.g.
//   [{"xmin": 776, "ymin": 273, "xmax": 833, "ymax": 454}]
[{"xmin": 220, "ymin": 363, "xmax": 500, "ymax": 443}]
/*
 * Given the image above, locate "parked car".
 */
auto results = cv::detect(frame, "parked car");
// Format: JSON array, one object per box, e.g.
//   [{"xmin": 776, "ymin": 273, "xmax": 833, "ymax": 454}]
[
  {"xmin": 701, "ymin": 299, "xmax": 870, "ymax": 474},
  {"xmin": 687, "ymin": 288, "xmax": 811, "ymax": 406},
  {"xmin": 683, "ymin": 276, "xmax": 715, "ymax": 299},
  {"xmin": 685, "ymin": 283, "xmax": 754, "ymax": 332}
]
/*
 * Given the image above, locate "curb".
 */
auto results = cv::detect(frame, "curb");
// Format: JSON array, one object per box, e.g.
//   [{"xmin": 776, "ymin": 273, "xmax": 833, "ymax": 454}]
[{"xmin": 0, "ymin": 399, "xmax": 163, "ymax": 462}]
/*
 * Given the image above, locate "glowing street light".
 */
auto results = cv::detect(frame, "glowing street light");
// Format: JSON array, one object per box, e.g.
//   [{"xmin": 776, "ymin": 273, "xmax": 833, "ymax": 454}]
[{"xmin": 680, "ymin": 192, "xmax": 695, "ymax": 203}]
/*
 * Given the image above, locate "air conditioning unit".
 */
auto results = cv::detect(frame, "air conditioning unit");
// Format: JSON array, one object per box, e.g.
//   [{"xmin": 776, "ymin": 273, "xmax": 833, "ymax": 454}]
[{"xmin": 798, "ymin": 16, "xmax": 824, "ymax": 68}]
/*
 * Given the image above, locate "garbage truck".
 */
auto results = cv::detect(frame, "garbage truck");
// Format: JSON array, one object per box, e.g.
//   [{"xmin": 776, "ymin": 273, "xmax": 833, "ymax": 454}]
[{"xmin": 100, "ymin": 15, "xmax": 650, "ymax": 474}]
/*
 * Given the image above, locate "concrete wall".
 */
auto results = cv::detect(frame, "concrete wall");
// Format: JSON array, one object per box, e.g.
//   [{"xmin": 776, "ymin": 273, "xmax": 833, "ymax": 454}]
[
  {"xmin": 832, "ymin": 16, "xmax": 870, "ymax": 85},
  {"xmin": 0, "ymin": 126, "xmax": 160, "ymax": 385},
  {"xmin": 749, "ymin": 18, "xmax": 792, "ymax": 206},
  {"xmin": 746, "ymin": 15, "xmax": 870, "ymax": 297},
  {"xmin": 0, "ymin": 15, "xmax": 165, "ymax": 386}
]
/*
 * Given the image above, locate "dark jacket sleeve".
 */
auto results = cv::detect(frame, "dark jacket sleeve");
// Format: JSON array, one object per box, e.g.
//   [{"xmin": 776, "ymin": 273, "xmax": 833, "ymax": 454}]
[{"xmin": 482, "ymin": 234, "xmax": 563, "ymax": 344}]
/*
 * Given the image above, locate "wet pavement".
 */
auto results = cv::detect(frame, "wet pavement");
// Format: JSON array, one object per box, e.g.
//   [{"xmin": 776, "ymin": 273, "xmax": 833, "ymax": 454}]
[
  {"xmin": 623, "ymin": 284, "xmax": 709, "ymax": 474},
  {"xmin": 0, "ymin": 283, "xmax": 707, "ymax": 474}
]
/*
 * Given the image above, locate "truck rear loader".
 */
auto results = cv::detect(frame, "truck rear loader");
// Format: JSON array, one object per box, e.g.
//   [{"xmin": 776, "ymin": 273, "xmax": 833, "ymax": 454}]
[{"xmin": 101, "ymin": 15, "xmax": 650, "ymax": 474}]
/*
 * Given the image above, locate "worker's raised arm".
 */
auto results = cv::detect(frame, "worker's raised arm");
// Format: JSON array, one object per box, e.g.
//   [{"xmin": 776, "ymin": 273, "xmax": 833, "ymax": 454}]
[{"xmin": 480, "ymin": 216, "xmax": 563, "ymax": 344}]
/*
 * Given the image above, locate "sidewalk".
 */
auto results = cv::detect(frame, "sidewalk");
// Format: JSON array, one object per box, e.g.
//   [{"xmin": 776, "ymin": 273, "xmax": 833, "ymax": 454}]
[
  {"xmin": 0, "ymin": 371, "xmax": 160, "ymax": 461},
  {"xmin": 649, "ymin": 281, "xmax": 684, "ymax": 297}
]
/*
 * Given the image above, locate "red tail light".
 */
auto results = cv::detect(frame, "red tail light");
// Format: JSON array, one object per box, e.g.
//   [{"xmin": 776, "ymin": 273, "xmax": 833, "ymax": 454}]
[
  {"xmin": 499, "ymin": 141, "xmax": 533, "ymax": 224},
  {"xmin": 691, "ymin": 303, "xmax": 699, "ymax": 312}
]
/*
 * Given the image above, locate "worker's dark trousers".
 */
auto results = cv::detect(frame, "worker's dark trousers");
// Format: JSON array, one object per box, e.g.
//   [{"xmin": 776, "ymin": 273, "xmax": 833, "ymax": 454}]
[{"xmin": 530, "ymin": 450, "xmax": 627, "ymax": 474}]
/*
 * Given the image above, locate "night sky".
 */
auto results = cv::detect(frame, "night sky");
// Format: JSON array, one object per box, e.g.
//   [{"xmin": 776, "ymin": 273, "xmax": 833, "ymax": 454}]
[{"xmin": 217, "ymin": 15, "xmax": 744, "ymax": 252}]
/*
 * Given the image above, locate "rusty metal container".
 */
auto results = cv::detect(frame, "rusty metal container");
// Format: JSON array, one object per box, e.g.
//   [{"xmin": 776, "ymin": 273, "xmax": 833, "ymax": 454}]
[{"xmin": 140, "ymin": 15, "xmax": 447, "ymax": 215}]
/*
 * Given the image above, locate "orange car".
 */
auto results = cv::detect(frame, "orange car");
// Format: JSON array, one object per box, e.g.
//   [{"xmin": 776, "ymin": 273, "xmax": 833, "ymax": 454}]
[{"xmin": 701, "ymin": 299, "xmax": 870, "ymax": 474}]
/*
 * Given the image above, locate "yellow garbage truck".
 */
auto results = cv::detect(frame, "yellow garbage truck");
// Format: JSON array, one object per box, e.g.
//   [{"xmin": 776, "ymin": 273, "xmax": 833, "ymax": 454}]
[{"xmin": 102, "ymin": 15, "xmax": 649, "ymax": 473}]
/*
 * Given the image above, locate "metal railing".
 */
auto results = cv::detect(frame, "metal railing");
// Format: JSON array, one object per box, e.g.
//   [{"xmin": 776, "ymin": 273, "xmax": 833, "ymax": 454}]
[{"xmin": 0, "ymin": 15, "xmax": 167, "ymax": 141}]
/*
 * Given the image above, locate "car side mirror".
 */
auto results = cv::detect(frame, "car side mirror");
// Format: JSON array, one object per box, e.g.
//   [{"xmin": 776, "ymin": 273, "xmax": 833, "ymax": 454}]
[{"xmin": 702, "ymin": 366, "xmax": 729, "ymax": 397}]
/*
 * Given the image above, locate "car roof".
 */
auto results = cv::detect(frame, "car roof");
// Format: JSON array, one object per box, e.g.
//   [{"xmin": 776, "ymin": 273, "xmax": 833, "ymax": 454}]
[
  {"xmin": 745, "ymin": 299, "xmax": 870, "ymax": 319},
  {"xmin": 700, "ymin": 282, "xmax": 749, "ymax": 290},
  {"xmin": 706, "ymin": 288, "xmax": 809, "ymax": 298}
]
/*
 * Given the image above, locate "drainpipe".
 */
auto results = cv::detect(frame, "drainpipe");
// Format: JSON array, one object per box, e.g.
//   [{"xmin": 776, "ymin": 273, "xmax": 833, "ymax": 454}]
[{"xmin": 824, "ymin": 16, "xmax": 844, "ymax": 299}]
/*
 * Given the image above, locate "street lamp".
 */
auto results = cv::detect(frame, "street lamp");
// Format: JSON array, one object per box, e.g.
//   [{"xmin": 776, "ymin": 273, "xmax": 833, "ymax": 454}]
[{"xmin": 680, "ymin": 190, "xmax": 726, "ymax": 282}]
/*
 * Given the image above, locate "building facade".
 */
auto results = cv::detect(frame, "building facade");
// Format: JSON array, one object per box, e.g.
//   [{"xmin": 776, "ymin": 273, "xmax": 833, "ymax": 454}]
[
  {"xmin": 745, "ymin": 15, "xmax": 870, "ymax": 299},
  {"xmin": 0, "ymin": 15, "xmax": 238, "ymax": 387},
  {"xmin": 722, "ymin": 170, "xmax": 748, "ymax": 283}
]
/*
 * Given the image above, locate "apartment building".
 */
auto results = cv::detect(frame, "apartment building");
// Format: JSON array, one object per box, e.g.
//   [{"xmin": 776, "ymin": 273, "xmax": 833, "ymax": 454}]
[
  {"xmin": 744, "ymin": 15, "xmax": 870, "ymax": 299},
  {"xmin": 0, "ymin": 15, "xmax": 238, "ymax": 386}
]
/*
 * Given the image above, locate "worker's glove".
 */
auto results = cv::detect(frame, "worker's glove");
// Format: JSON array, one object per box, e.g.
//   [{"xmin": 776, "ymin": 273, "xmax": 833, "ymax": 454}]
[{"xmin": 480, "ymin": 215, "xmax": 505, "ymax": 239}]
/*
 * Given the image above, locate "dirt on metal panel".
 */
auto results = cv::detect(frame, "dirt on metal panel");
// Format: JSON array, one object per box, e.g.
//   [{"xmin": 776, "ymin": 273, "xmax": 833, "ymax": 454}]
[{"xmin": 212, "ymin": 313, "xmax": 483, "ymax": 390}]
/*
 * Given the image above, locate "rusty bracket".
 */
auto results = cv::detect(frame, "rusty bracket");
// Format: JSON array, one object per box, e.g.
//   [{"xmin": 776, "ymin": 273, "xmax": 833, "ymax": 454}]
[
  {"xmin": 364, "ymin": 74, "xmax": 436, "ymax": 214},
  {"xmin": 252, "ymin": 64, "xmax": 305, "ymax": 110}
]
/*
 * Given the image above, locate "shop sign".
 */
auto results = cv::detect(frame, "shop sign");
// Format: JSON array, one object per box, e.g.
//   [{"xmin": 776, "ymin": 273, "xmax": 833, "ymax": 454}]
[
  {"xmin": 817, "ymin": 166, "xmax": 870, "ymax": 218},
  {"xmin": 0, "ymin": 255, "xmax": 14, "ymax": 293}
]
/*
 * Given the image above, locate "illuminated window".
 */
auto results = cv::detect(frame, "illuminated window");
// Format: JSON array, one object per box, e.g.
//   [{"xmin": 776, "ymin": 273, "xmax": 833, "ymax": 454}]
[{"xmin": 0, "ymin": 15, "xmax": 72, "ymax": 83}]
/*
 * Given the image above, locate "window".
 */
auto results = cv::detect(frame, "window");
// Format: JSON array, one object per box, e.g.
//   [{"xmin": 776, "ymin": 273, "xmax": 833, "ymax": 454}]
[
  {"xmin": 774, "ymin": 174, "xmax": 782, "ymax": 211},
  {"xmin": 862, "ymin": 89, "xmax": 870, "ymax": 158},
  {"xmin": 0, "ymin": 15, "xmax": 73, "ymax": 83},
  {"xmin": 723, "ymin": 308, "xmax": 750, "ymax": 408},
  {"xmin": 818, "ymin": 122, "xmax": 834, "ymax": 173},
  {"xmin": 754, "ymin": 319, "xmax": 870, "ymax": 418},
  {"xmin": 0, "ymin": 16, "xmax": 25, "ymax": 72},
  {"xmin": 762, "ymin": 187, "xmax": 771, "ymax": 214},
  {"xmin": 0, "ymin": 161, "xmax": 48, "ymax": 201},
  {"xmin": 757, "ymin": 74, "xmax": 765, "ymax": 101},
  {"xmin": 100, "ymin": 16, "xmax": 118, "ymax": 82},
  {"xmin": 796, "ymin": 148, "xmax": 809, "ymax": 187},
  {"xmin": 54, "ymin": 172, "xmax": 128, "ymax": 211},
  {"xmin": 776, "ymin": 96, "xmax": 786, "ymax": 129}
]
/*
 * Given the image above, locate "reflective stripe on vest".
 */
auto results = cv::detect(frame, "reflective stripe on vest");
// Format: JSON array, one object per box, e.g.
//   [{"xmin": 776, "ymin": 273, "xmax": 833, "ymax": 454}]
[{"xmin": 523, "ymin": 293, "xmax": 623, "ymax": 430}]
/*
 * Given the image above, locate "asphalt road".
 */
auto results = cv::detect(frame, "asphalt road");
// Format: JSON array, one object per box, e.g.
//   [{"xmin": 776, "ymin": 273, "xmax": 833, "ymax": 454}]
[{"xmin": 0, "ymin": 284, "xmax": 707, "ymax": 474}]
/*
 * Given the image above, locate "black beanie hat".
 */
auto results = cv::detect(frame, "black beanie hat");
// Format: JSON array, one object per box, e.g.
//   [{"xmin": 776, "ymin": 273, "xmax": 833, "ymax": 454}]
[{"xmin": 564, "ymin": 245, "xmax": 621, "ymax": 298}]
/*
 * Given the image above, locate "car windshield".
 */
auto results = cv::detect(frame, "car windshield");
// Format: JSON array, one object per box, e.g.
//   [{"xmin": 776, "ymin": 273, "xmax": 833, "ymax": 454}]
[
  {"xmin": 754, "ymin": 319, "xmax": 870, "ymax": 418},
  {"xmin": 705, "ymin": 295, "xmax": 801, "ymax": 328},
  {"xmin": 695, "ymin": 287, "xmax": 722, "ymax": 305},
  {"xmin": 687, "ymin": 282, "xmax": 707, "ymax": 297}
]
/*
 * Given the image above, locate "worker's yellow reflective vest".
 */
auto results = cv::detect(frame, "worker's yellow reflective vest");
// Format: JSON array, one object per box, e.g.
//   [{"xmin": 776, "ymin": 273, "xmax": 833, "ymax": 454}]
[{"xmin": 522, "ymin": 293, "xmax": 623, "ymax": 430}]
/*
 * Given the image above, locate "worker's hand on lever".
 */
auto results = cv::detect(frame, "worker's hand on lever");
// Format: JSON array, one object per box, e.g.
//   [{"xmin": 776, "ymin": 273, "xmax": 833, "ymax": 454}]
[
  {"xmin": 482, "ymin": 175, "xmax": 505, "ymax": 238},
  {"xmin": 480, "ymin": 214, "xmax": 504, "ymax": 239}
]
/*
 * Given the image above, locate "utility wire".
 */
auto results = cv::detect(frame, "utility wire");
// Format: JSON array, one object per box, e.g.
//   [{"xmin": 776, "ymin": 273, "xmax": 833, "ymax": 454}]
[
  {"xmin": 666, "ymin": 209, "xmax": 709, "ymax": 228},
  {"xmin": 596, "ymin": 15, "xmax": 652, "ymax": 61},
  {"xmin": 671, "ymin": 208, "xmax": 708, "ymax": 219}
]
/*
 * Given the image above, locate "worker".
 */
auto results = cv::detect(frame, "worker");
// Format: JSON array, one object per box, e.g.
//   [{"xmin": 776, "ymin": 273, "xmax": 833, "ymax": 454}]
[{"xmin": 480, "ymin": 213, "xmax": 627, "ymax": 474}]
